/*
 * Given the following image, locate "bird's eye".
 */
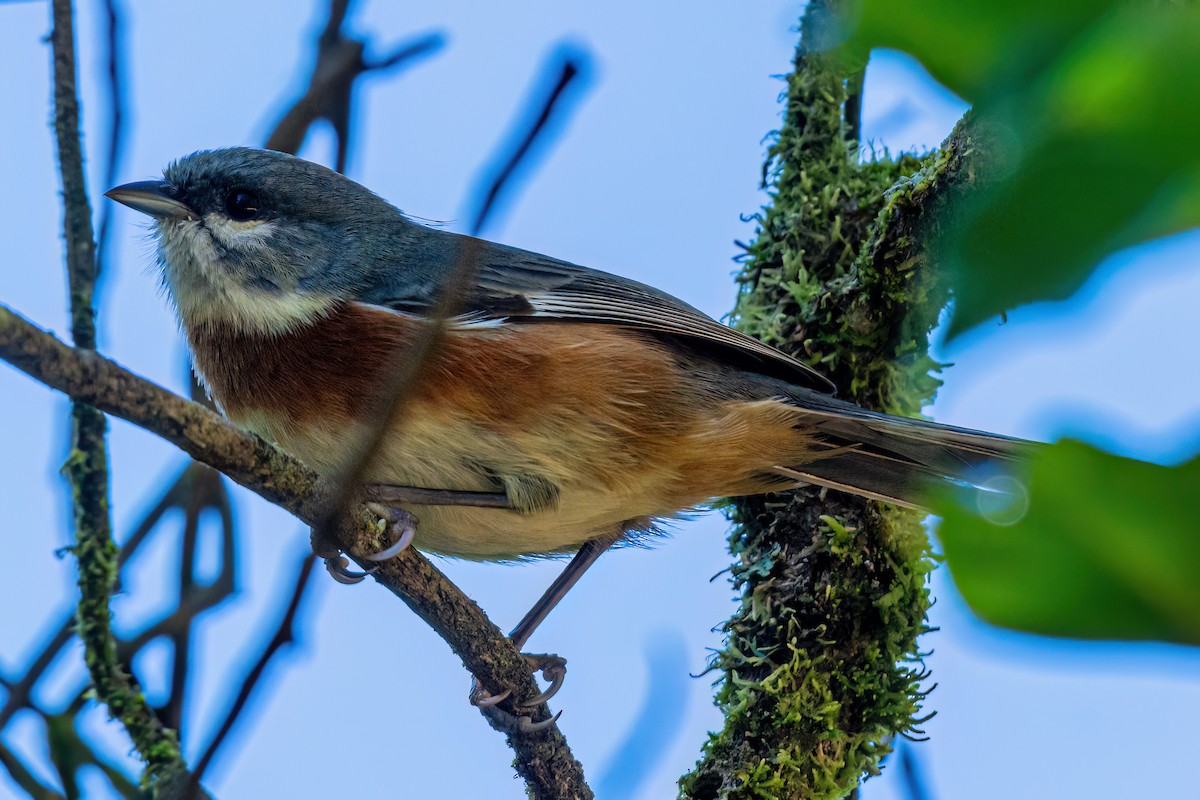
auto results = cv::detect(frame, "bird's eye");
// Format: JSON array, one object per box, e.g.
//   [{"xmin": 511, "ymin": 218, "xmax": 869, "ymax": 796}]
[{"xmin": 225, "ymin": 190, "xmax": 261, "ymax": 221}]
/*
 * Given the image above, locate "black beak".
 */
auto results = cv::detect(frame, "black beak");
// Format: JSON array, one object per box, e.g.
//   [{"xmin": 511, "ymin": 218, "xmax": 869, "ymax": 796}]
[{"xmin": 104, "ymin": 180, "xmax": 195, "ymax": 219}]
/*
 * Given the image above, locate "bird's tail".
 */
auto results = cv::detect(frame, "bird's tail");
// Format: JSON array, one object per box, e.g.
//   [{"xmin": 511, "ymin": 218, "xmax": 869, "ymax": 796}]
[{"xmin": 777, "ymin": 391, "xmax": 1031, "ymax": 511}]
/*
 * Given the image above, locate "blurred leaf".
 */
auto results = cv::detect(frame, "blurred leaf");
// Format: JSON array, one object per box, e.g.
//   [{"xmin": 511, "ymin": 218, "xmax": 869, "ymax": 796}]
[
  {"xmin": 847, "ymin": 2, "xmax": 1200, "ymax": 337},
  {"xmin": 934, "ymin": 441, "xmax": 1200, "ymax": 645},
  {"xmin": 847, "ymin": 0, "xmax": 1113, "ymax": 99}
]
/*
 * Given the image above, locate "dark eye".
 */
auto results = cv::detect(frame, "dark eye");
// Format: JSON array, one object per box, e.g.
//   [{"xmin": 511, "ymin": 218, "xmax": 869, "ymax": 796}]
[{"xmin": 225, "ymin": 190, "xmax": 261, "ymax": 221}]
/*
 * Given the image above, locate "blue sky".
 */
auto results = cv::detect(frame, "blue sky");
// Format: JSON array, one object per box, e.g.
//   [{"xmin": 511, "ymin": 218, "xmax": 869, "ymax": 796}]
[{"xmin": 2, "ymin": 2, "xmax": 1198, "ymax": 798}]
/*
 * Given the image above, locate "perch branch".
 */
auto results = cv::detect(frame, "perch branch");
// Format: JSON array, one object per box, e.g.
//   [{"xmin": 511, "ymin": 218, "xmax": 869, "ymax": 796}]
[{"xmin": 0, "ymin": 304, "xmax": 589, "ymax": 799}]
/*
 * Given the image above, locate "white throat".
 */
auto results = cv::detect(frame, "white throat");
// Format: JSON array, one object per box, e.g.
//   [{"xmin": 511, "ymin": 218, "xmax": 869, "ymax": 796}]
[{"xmin": 155, "ymin": 214, "xmax": 337, "ymax": 335}]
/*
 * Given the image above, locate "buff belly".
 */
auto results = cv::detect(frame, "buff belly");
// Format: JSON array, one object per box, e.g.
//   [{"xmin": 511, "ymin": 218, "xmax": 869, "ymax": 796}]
[
  {"xmin": 230, "ymin": 392, "xmax": 811, "ymax": 560},
  {"xmin": 232, "ymin": 407, "xmax": 697, "ymax": 559}
]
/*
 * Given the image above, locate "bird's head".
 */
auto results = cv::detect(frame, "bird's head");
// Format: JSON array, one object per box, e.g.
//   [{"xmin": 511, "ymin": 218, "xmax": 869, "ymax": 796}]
[{"xmin": 106, "ymin": 147, "xmax": 405, "ymax": 334}]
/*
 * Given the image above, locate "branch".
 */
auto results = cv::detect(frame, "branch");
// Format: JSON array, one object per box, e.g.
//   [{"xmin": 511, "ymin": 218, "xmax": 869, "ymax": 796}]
[
  {"xmin": 0, "ymin": 464, "xmax": 212, "ymax": 732},
  {"xmin": 188, "ymin": 553, "xmax": 318, "ymax": 792},
  {"xmin": 0, "ymin": 740, "xmax": 65, "ymax": 800},
  {"xmin": 264, "ymin": 10, "xmax": 445, "ymax": 173},
  {"xmin": 0, "ymin": 304, "xmax": 589, "ymax": 799},
  {"xmin": 49, "ymin": 0, "xmax": 190, "ymax": 791},
  {"xmin": 468, "ymin": 46, "xmax": 591, "ymax": 235},
  {"xmin": 681, "ymin": 2, "xmax": 986, "ymax": 796}
]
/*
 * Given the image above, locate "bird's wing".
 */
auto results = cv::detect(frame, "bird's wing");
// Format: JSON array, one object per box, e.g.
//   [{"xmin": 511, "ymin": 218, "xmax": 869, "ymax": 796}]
[{"xmin": 367, "ymin": 236, "xmax": 836, "ymax": 392}]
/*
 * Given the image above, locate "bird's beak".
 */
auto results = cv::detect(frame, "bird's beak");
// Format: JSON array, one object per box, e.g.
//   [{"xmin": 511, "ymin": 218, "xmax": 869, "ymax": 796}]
[{"xmin": 104, "ymin": 180, "xmax": 195, "ymax": 219}]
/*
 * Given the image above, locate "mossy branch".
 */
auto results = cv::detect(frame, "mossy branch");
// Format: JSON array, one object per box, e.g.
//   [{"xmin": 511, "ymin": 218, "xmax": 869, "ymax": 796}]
[
  {"xmin": 681, "ymin": 2, "xmax": 986, "ymax": 797},
  {"xmin": 49, "ymin": 0, "xmax": 192, "ymax": 793},
  {"xmin": 0, "ymin": 304, "xmax": 590, "ymax": 800}
]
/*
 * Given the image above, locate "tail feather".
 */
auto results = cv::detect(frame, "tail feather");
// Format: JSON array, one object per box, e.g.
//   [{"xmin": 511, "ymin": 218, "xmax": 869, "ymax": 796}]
[{"xmin": 779, "ymin": 391, "xmax": 1032, "ymax": 510}]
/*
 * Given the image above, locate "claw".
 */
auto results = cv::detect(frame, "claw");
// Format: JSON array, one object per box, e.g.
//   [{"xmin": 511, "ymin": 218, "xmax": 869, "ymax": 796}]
[
  {"xmin": 318, "ymin": 504, "xmax": 416, "ymax": 586},
  {"xmin": 324, "ymin": 555, "xmax": 376, "ymax": 584},
  {"xmin": 471, "ymin": 683, "xmax": 512, "ymax": 708},
  {"xmin": 365, "ymin": 520, "xmax": 416, "ymax": 562},
  {"xmin": 521, "ymin": 669, "xmax": 565, "ymax": 707},
  {"xmin": 518, "ymin": 710, "xmax": 562, "ymax": 734},
  {"xmin": 519, "ymin": 654, "xmax": 568, "ymax": 707},
  {"xmin": 362, "ymin": 503, "xmax": 417, "ymax": 562}
]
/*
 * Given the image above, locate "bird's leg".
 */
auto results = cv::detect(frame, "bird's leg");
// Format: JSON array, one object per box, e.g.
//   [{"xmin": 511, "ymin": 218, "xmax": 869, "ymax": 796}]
[
  {"xmin": 510, "ymin": 532, "xmax": 621, "ymax": 649},
  {"xmin": 363, "ymin": 484, "xmax": 512, "ymax": 509},
  {"xmin": 471, "ymin": 531, "xmax": 621, "ymax": 716}
]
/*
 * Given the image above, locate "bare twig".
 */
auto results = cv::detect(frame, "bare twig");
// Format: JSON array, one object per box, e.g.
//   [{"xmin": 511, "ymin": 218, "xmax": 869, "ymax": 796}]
[
  {"xmin": 162, "ymin": 465, "xmax": 235, "ymax": 732},
  {"xmin": 469, "ymin": 46, "xmax": 591, "ymax": 235},
  {"xmin": 188, "ymin": 553, "xmax": 319, "ymax": 792},
  {"xmin": 0, "ymin": 740, "xmax": 65, "ymax": 800},
  {"xmin": 313, "ymin": 235, "xmax": 482, "ymax": 536},
  {"xmin": 897, "ymin": 742, "xmax": 934, "ymax": 800},
  {"xmin": 0, "ymin": 463, "xmax": 202, "ymax": 731},
  {"xmin": 264, "ymin": 2, "xmax": 444, "ymax": 173},
  {"xmin": 0, "ymin": 620, "xmax": 74, "ymax": 731},
  {"xmin": 94, "ymin": 0, "xmax": 126, "ymax": 287},
  {"xmin": 48, "ymin": 0, "xmax": 188, "ymax": 789}
]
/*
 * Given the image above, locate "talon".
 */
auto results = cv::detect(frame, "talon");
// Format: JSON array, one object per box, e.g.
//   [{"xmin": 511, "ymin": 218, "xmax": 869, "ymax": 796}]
[
  {"xmin": 521, "ymin": 669, "xmax": 565, "ymax": 707},
  {"xmin": 324, "ymin": 554, "xmax": 376, "ymax": 584},
  {"xmin": 518, "ymin": 710, "xmax": 562, "ymax": 734},
  {"xmin": 472, "ymin": 686, "xmax": 512, "ymax": 708},
  {"xmin": 469, "ymin": 675, "xmax": 513, "ymax": 708},
  {"xmin": 468, "ymin": 653, "xmax": 567, "ymax": 719},
  {"xmin": 365, "ymin": 520, "xmax": 416, "ymax": 562},
  {"xmin": 362, "ymin": 503, "xmax": 418, "ymax": 562},
  {"xmin": 519, "ymin": 654, "xmax": 568, "ymax": 707}
]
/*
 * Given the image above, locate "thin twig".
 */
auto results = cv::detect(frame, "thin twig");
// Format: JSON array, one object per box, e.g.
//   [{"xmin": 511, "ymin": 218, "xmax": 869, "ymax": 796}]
[
  {"xmin": 264, "ymin": 5, "xmax": 444, "ymax": 173},
  {"xmin": 313, "ymin": 235, "xmax": 482, "ymax": 535},
  {"xmin": 897, "ymin": 742, "xmax": 934, "ymax": 800},
  {"xmin": 0, "ymin": 740, "xmax": 65, "ymax": 800},
  {"xmin": 187, "ymin": 553, "xmax": 319, "ymax": 792},
  {"xmin": 469, "ymin": 47, "xmax": 591, "ymax": 235},
  {"xmin": 93, "ymin": 0, "xmax": 126, "ymax": 289},
  {"xmin": 0, "ymin": 464, "xmax": 193, "ymax": 730},
  {"xmin": 162, "ymin": 465, "xmax": 235, "ymax": 732},
  {"xmin": 0, "ymin": 620, "xmax": 74, "ymax": 731},
  {"xmin": 48, "ymin": 0, "xmax": 188, "ymax": 788}
]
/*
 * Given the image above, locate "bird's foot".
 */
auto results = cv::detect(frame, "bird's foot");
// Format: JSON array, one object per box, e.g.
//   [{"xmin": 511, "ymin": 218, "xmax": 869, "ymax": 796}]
[
  {"xmin": 470, "ymin": 653, "xmax": 568, "ymax": 734},
  {"xmin": 316, "ymin": 504, "xmax": 417, "ymax": 585}
]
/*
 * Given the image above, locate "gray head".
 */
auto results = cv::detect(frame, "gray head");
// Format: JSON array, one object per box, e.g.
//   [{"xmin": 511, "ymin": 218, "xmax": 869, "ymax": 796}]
[{"xmin": 106, "ymin": 148, "xmax": 413, "ymax": 334}]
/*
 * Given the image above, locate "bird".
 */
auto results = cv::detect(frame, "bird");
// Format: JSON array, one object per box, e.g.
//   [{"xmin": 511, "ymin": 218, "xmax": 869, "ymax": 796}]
[{"xmin": 105, "ymin": 147, "xmax": 1028, "ymax": 661}]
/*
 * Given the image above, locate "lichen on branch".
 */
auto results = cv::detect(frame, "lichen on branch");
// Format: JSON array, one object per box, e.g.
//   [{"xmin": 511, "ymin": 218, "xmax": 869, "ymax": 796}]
[
  {"xmin": 49, "ymin": 0, "xmax": 191, "ymax": 792},
  {"xmin": 681, "ymin": 2, "xmax": 984, "ymax": 797}
]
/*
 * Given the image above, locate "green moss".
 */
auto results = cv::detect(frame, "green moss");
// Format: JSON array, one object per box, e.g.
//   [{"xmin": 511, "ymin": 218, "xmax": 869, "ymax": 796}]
[
  {"xmin": 680, "ymin": 2, "xmax": 967, "ymax": 797},
  {"xmin": 68, "ymin": 403, "xmax": 187, "ymax": 792}
]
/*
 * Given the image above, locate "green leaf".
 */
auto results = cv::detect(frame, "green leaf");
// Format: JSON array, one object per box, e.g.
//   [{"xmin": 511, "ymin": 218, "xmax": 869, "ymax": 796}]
[
  {"xmin": 847, "ymin": 2, "xmax": 1200, "ymax": 337},
  {"xmin": 933, "ymin": 441, "xmax": 1200, "ymax": 645},
  {"xmin": 848, "ymin": 0, "xmax": 1113, "ymax": 101}
]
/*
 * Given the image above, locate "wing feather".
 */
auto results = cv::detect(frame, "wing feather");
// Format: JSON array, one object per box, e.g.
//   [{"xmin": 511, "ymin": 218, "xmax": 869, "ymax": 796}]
[{"xmin": 366, "ymin": 236, "xmax": 836, "ymax": 392}]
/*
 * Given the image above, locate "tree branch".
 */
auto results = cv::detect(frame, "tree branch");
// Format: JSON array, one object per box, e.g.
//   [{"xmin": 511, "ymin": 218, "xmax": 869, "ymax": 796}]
[
  {"xmin": 0, "ymin": 739, "xmax": 66, "ymax": 800},
  {"xmin": 0, "ymin": 304, "xmax": 589, "ymax": 799},
  {"xmin": 681, "ymin": 2, "xmax": 986, "ymax": 797},
  {"xmin": 49, "ymin": 0, "xmax": 190, "ymax": 792}
]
